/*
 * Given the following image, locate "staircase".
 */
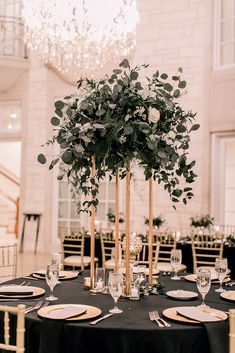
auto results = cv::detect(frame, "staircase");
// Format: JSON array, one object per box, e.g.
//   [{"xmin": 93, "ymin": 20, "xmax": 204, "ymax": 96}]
[{"xmin": 0, "ymin": 165, "xmax": 20, "ymax": 238}]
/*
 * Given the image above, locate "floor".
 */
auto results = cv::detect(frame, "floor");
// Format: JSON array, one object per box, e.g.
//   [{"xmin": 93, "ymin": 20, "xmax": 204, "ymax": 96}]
[{"xmin": 17, "ymin": 251, "xmax": 51, "ymax": 278}]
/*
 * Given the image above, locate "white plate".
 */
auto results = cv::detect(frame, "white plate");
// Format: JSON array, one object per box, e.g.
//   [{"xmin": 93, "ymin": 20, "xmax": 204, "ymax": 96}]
[{"xmin": 166, "ymin": 290, "xmax": 198, "ymax": 300}]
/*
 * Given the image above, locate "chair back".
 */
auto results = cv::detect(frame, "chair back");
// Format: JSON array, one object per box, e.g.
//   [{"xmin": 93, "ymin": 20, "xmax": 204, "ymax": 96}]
[
  {"xmin": 0, "ymin": 304, "xmax": 25, "ymax": 353},
  {"xmin": 153, "ymin": 231, "xmax": 176, "ymax": 262},
  {"xmin": 0, "ymin": 241, "xmax": 17, "ymax": 281},
  {"xmin": 136, "ymin": 242, "xmax": 160, "ymax": 267},
  {"xmin": 191, "ymin": 232, "xmax": 224, "ymax": 273},
  {"xmin": 100, "ymin": 232, "xmax": 123, "ymax": 269},
  {"xmin": 230, "ymin": 309, "xmax": 235, "ymax": 353},
  {"xmin": 61, "ymin": 227, "xmax": 85, "ymax": 269}
]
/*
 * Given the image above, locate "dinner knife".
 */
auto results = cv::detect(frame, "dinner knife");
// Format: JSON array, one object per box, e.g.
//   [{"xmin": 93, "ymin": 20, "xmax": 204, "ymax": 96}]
[{"xmin": 90, "ymin": 313, "xmax": 113, "ymax": 325}]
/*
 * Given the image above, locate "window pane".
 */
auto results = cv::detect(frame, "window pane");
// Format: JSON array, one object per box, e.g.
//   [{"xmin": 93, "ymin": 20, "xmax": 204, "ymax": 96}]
[
  {"xmin": 221, "ymin": 19, "xmax": 234, "ymax": 41},
  {"xmin": 97, "ymin": 202, "xmax": 106, "ymax": 219},
  {"xmin": 59, "ymin": 202, "xmax": 68, "ymax": 218},
  {"xmin": 70, "ymin": 201, "xmax": 80, "ymax": 219},
  {"xmin": 59, "ymin": 181, "xmax": 69, "ymax": 199},
  {"xmin": 108, "ymin": 183, "xmax": 115, "ymax": 200},
  {"xmin": 99, "ymin": 182, "xmax": 106, "ymax": 199},
  {"xmin": 221, "ymin": 0, "xmax": 234, "ymax": 20},
  {"xmin": 220, "ymin": 42, "xmax": 233, "ymax": 65}
]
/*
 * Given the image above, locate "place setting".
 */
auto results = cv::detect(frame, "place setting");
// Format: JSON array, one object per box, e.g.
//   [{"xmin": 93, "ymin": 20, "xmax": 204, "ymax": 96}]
[
  {"xmin": 31, "ymin": 253, "xmax": 79, "ymax": 281},
  {"xmin": 163, "ymin": 267, "xmax": 228, "ymax": 325}
]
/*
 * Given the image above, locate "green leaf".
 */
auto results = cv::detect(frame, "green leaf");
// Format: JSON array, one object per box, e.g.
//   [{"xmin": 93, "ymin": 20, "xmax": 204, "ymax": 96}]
[
  {"xmin": 55, "ymin": 109, "xmax": 63, "ymax": 118},
  {"xmin": 51, "ymin": 117, "xmax": 60, "ymax": 126},
  {"xmin": 176, "ymin": 124, "xmax": 187, "ymax": 133},
  {"xmin": 130, "ymin": 71, "xmax": 139, "ymax": 80},
  {"xmin": 124, "ymin": 126, "xmax": 134, "ymax": 135},
  {"xmin": 64, "ymin": 96, "xmax": 71, "ymax": 99},
  {"xmin": 160, "ymin": 73, "xmax": 168, "ymax": 80},
  {"xmin": 77, "ymin": 79, "xmax": 83, "ymax": 89},
  {"xmin": 172, "ymin": 76, "xmax": 179, "ymax": 81},
  {"xmin": 37, "ymin": 154, "xmax": 46, "ymax": 164},
  {"xmin": 113, "ymin": 69, "xmax": 122, "ymax": 74},
  {"xmin": 54, "ymin": 100, "xmax": 64, "ymax": 110},
  {"xmin": 62, "ymin": 150, "xmax": 73, "ymax": 164},
  {"xmin": 190, "ymin": 124, "xmax": 200, "ymax": 131},
  {"xmin": 74, "ymin": 144, "xmax": 84, "ymax": 153},
  {"xmin": 57, "ymin": 175, "xmax": 63, "ymax": 181},
  {"xmin": 178, "ymin": 67, "xmax": 183, "ymax": 73},
  {"xmin": 184, "ymin": 187, "xmax": 193, "ymax": 192},
  {"xmin": 119, "ymin": 59, "xmax": 130, "ymax": 69},
  {"xmin": 49, "ymin": 157, "xmax": 60, "ymax": 170},
  {"xmin": 163, "ymin": 83, "xmax": 173, "ymax": 92},
  {"xmin": 172, "ymin": 189, "xmax": 183, "ymax": 197},
  {"xmin": 178, "ymin": 80, "xmax": 187, "ymax": 89},
  {"xmin": 173, "ymin": 89, "xmax": 181, "ymax": 98}
]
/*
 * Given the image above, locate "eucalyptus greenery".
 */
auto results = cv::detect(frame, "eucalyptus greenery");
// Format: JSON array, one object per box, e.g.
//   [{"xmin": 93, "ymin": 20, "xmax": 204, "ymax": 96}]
[
  {"xmin": 190, "ymin": 214, "xmax": 214, "ymax": 228},
  {"xmin": 38, "ymin": 59, "xmax": 199, "ymax": 213},
  {"xmin": 145, "ymin": 215, "xmax": 165, "ymax": 228}
]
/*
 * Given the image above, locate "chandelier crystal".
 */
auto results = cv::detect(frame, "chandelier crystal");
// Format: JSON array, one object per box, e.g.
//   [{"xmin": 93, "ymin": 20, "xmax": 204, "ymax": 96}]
[{"xmin": 21, "ymin": 0, "xmax": 139, "ymax": 83}]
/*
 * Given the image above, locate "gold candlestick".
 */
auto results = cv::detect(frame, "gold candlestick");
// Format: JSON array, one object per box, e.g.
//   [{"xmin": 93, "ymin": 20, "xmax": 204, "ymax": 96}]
[
  {"xmin": 115, "ymin": 170, "xmax": 120, "ymax": 272},
  {"xmin": 148, "ymin": 176, "xmax": 153, "ymax": 285},
  {"xmin": 90, "ymin": 155, "xmax": 96, "ymax": 289},
  {"xmin": 125, "ymin": 168, "xmax": 131, "ymax": 297}
]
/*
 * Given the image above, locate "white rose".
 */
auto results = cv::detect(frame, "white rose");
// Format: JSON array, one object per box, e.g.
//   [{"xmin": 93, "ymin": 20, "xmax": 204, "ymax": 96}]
[{"xmin": 148, "ymin": 107, "xmax": 160, "ymax": 123}]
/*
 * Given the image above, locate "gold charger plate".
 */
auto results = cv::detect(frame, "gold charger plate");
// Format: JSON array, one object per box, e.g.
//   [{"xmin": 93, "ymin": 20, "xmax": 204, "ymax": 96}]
[
  {"xmin": 220, "ymin": 291, "xmax": 235, "ymax": 302},
  {"xmin": 32, "ymin": 271, "xmax": 78, "ymax": 280},
  {"xmin": 163, "ymin": 306, "xmax": 227, "ymax": 324},
  {"xmin": 38, "ymin": 304, "xmax": 102, "ymax": 321},
  {"xmin": 184, "ymin": 274, "xmax": 230, "ymax": 284},
  {"xmin": 0, "ymin": 286, "xmax": 45, "ymax": 299}
]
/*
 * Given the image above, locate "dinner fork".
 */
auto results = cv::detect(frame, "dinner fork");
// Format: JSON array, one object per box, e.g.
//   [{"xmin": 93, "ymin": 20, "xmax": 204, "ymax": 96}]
[
  {"xmin": 149, "ymin": 311, "xmax": 164, "ymax": 327},
  {"xmin": 25, "ymin": 300, "xmax": 44, "ymax": 314},
  {"xmin": 153, "ymin": 311, "xmax": 171, "ymax": 327}
]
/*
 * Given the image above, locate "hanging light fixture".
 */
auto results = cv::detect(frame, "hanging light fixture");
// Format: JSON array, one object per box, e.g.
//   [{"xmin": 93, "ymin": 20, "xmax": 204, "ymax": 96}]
[{"xmin": 21, "ymin": 0, "xmax": 139, "ymax": 83}]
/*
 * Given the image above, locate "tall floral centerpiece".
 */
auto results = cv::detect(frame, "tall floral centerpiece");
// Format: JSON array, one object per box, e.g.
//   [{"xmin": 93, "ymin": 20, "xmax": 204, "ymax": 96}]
[{"xmin": 38, "ymin": 59, "xmax": 199, "ymax": 293}]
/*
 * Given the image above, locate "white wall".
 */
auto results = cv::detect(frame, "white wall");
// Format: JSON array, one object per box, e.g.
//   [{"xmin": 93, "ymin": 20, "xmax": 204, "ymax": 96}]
[{"xmin": 0, "ymin": 141, "xmax": 21, "ymax": 177}]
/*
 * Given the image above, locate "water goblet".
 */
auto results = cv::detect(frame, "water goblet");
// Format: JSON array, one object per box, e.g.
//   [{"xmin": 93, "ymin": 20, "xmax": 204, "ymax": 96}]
[
  {"xmin": 108, "ymin": 271, "xmax": 123, "ymax": 314},
  {"xmin": 45, "ymin": 264, "xmax": 59, "ymax": 301},
  {"xmin": 196, "ymin": 268, "xmax": 211, "ymax": 308},
  {"xmin": 215, "ymin": 258, "xmax": 228, "ymax": 293},
  {"xmin": 52, "ymin": 253, "xmax": 63, "ymax": 283},
  {"xmin": 170, "ymin": 249, "xmax": 182, "ymax": 280}
]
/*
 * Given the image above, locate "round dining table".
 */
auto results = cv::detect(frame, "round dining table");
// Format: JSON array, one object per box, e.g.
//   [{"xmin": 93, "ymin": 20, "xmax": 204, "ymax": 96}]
[{"xmin": 2, "ymin": 271, "xmax": 234, "ymax": 353}]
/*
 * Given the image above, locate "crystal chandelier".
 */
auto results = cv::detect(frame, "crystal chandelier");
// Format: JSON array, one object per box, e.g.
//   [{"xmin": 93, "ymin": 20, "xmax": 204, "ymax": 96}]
[{"xmin": 21, "ymin": 0, "xmax": 139, "ymax": 83}]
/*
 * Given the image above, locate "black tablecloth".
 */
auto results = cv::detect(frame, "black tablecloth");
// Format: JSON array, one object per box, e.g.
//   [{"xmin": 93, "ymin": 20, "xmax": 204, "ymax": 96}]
[{"xmin": 2, "ymin": 272, "xmax": 234, "ymax": 353}]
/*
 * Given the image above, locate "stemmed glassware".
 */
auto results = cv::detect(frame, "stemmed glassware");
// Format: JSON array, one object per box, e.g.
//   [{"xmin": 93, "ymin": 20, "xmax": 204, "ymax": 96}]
[
  {"xmin": 45, "ymin": 264, "xmax": 59, "ymax": 301},
  {"xmin": 51, "ymin": 253, "xmax": 63, "ymax": 284},
  {"xmin": 215, "ymin": 258, "xmax": 228, "ymax": 293},
  {"xmin": 196, "ymin": 268, "xmax": 211, "ymax": 308},
  {"xmin": 108, "ymin": 271, "xmax": 123, "ymax": 314},
  {"xmin": 170, "ymin": 249, "xmax": 182, "ymax": 280}
]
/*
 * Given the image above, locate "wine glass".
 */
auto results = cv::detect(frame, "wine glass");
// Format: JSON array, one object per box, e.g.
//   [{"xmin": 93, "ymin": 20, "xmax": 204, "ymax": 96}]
[
  {"xmin": 45, "ymin": 264, "xmax": 59, "ymax": 301},
  {"xmin": 52, "ymin": 253, "xmax": 63, "ymax": 284},
  {"xmin": 108, "ymin": 271, "xmax": 123, "ymax": 314},
  {"xmin": 170, "ymin": 249, "xmax": 182, "ymax": 280},
  {"xmin": 196, "ymin": 268, "xmax": 211, "ymax": 308},
  {"xmin": 215, "ymin": 258, "xmax": 228, "ymax": 292}
]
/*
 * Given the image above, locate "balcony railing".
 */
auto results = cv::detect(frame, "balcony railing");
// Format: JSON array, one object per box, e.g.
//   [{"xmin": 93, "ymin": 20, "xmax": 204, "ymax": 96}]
[{"xmin": 0, "ymin": 14, "xmax": 27, "ymax": 58}]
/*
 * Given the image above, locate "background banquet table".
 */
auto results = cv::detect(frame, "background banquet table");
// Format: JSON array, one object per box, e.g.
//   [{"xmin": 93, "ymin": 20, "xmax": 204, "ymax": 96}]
[
  {"xmin": 81, "ymin": 236, "xmax": 235, "ymax": 279},
  {"xmin": 1, "ymin": 272, "xmax": 234, "ymax": 353}
]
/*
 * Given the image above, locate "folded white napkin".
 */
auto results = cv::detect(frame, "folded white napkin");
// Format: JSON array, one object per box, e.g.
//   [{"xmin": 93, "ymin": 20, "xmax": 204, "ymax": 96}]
[
  {"xmin": 0, "ymin": 285, "xmax": 34, "ymax": 295},
  {"xmin": 34, "ymin": 270, "xmax": 65, "ymax": 278},
  {"xmin": 46, "ymin": 306, "xmax": 87, "ymax": 320},
  {"xmin": 176, "ymin": 307, "xmax": 220, "ymax": 322}
]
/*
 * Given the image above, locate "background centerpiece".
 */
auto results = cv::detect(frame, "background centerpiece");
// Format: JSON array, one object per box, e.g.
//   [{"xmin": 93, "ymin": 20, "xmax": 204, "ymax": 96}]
[{"xmin": 38, "ymin": 59, "xmax": 199, "ymax": 294}]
